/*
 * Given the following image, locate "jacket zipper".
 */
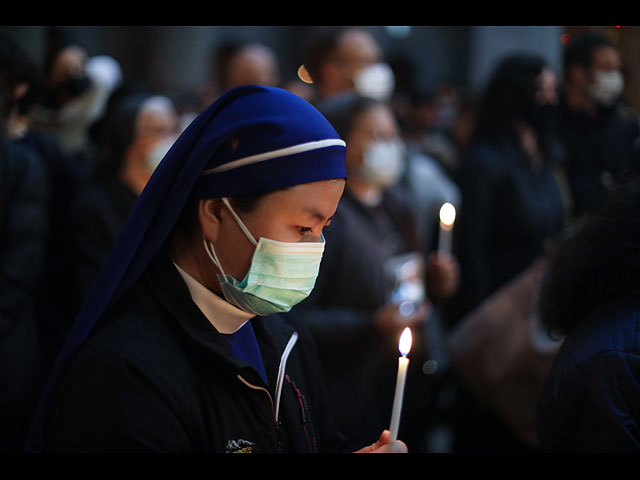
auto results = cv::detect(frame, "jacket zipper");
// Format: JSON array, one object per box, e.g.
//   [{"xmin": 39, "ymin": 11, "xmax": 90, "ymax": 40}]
[{"xmin": 237, "ymin": 331, "xmax": 299, "ymax": 450}]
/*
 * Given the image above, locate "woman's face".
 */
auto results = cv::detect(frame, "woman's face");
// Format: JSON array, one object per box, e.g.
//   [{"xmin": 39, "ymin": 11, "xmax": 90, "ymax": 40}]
[
  {"xmin": 208, "ymin": 178, "xmax": 345, "ymax": 284},
  {"xmin": 344, "ymin": 104, "xmax": 398, "ymax": 175}
]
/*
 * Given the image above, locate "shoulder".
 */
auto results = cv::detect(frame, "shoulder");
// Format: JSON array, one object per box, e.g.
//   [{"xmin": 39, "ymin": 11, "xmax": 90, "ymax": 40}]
[{"xmin": 539, "ymin": 299, "xmax": 640, "ymax": 449}]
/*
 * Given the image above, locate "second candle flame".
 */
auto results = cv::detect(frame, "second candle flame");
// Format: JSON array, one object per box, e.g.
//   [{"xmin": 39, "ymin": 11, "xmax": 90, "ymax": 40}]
[{"xmin": 399, "ymin": 327, "xmax": 412, "ymax": 356}]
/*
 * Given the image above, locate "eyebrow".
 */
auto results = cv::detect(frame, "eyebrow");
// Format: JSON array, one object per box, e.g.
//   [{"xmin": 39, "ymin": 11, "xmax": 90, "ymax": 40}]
[{"xmin": 303, "ymin": 207, "xmax": 334, "ymax": 222}]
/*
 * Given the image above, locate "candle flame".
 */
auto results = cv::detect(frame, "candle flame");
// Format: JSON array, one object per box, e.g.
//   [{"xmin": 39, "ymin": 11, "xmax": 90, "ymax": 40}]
[
  {"xmin": 439, "ymin": 202, "xmax": 456, "ymax": 227},
  {"xmin": 398, "ymin": 327, "xmax": 412, "ymax": 356}
]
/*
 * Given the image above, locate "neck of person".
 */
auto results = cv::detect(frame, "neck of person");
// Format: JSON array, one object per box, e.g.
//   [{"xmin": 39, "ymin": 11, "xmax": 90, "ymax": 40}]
[
  {"xmin": 563, "ymin": 83, "xmax": 597, "ymax": 117},
  {"xmin": 346, "ymin": 175, "xmax": 385, "ymax": 207}
]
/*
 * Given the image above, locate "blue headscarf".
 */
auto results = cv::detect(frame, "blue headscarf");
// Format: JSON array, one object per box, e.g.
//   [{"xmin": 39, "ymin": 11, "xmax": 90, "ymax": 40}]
[{"xmin": 25, "ymin": 85, "xmax": 347, "ymax": 451}]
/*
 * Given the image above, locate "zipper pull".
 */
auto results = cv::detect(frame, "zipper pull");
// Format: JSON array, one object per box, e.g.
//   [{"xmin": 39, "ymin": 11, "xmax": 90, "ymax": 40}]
[{"xmin": 275, "ymin": 419, "xmax": 284, "ymax": 450}]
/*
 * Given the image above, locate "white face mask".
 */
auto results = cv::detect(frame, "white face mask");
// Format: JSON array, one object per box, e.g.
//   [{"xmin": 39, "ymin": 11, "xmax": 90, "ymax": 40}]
[
  {"xmin": 357, "ymin": 138, "xmax": 406, "ymax": 188},
  {"xmin": 145, "ymin": 136, "xmax": 177, "ymax": 172},
  {"xmin": 354, "ymin": 62, "xmax": 395, "ymax": 101},
  {"xmin": 590, "ymin": 70, "xmax": 624, "ymax": 106},
  {"xmin": 204, "ymin": 198, "xmax": 325, "ymax": 316}
]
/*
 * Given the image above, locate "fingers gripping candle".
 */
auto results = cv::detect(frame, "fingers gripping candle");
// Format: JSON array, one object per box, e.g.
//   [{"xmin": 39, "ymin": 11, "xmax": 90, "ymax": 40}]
[{"xmin": 389, "ymin": 327, "xmax": 412, "ymax": 442}]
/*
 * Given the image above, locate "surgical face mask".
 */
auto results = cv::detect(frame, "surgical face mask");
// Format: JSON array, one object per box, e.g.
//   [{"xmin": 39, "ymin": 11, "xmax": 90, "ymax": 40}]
[
  {"xmin": 145, "ymin": 136, "xmax": 176, "ymax": 172},
  {"xmin": 590, "ymin": 70, "xmax": 624, "ymax": 106},
  {"xmin": 354, "ymin": 62, "xmax": 395, "ymax": 101},
  {"xmin": 357, "ymin": 138, "xmax": 406, "ymax": 188},
  {"xmin": 204, "ymin": 198, "xmax": 325, "ymax": 316}
]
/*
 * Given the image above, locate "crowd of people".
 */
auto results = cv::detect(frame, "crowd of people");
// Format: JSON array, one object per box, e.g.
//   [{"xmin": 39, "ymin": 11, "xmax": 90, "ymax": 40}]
[{"xmin": 1, "ymin": 26, "xmax": 639, "ymax": 453}]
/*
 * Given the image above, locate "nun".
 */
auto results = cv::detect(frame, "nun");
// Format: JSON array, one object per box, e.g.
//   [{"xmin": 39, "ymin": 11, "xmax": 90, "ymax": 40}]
[{"xmin": 26, "ymin": 86, "xmax": 406, "ymax": 453}]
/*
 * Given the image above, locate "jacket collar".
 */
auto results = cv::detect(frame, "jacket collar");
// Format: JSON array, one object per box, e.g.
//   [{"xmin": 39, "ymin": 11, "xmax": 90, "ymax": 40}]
[{"xmin": 141, "ymin": 248, "xmax": 297, "ymax": 389}]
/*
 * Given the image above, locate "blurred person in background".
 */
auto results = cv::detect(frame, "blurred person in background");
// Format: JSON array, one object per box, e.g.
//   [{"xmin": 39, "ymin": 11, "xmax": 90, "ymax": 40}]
[
  {"xmin": 450, "ymin": 53, "xmax": 568, "ymax": 452},
  {"xmin": 0, "ymin": 34, "xmax": 50, "ymax": 452},
  {"xmin": 0, "ymin": 33, "xmax": 76, "ymax": 374},
  {"xmin": 68, "ymin": 93, "xmax": 178, "ymax": 316},
  {"xmin": 29, "ymin": 27, "xmax": 122, "ymax": 184},
  {"xmin": 302, "ymin": 27, "xmax": 395, "ymax": 106},
  {"xmin": 557, "ymin": 29, "xmax": 640, "ymax": 220},
  {"xmin": 296, "ymin": 93, "xmax": 459, "ymax": 452},
  {"xmin": 215, "ymin": 40, "xmax": 280, "ymax": 94},
  {"xmin": 536, "ymin": 166, "xmax": 640, "ymax": 452}
]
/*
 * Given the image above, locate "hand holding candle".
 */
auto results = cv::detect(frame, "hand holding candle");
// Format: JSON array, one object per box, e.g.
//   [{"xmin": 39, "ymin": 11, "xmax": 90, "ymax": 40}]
[
  {"xmin": 438, "ymin": 202, "xmax": 456, "ymax": 256},
  {"xmin": 389, "ymin": 327, "xmax": 412, "ymax": 442}
]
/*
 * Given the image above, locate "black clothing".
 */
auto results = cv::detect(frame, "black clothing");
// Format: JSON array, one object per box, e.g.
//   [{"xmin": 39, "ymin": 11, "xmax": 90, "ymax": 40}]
[
  {"xmin": 68, "ymin": 174, "xmax": 138, "ymax": 314},
  {"xmin": 298, "ymin": 186, "xmax": 435, "ymax": 451},
  {"xmin": 13, "ymin": 130, "xmax": 75, "ymax": 368},
  {"xmin": 48, "ymin": 249, "xmax": 347, "ymax": 453},
  {"xmin": 456, "ymin": 140, "xmax": 566, "ymax": 316},
  {"xmin": 450, "ymin": 139, "xmax": 566, "ymax": 453},
  {"xmin": 0, "ymin": 140, "xmax": 48, "ymax": 452},
  {"xmin": 556, "ymin": 96, "xmax": 640, "ymax": 218},
  {"xmin": 537, "ymin": 296, "xmax": 640, "ymax": 452}
]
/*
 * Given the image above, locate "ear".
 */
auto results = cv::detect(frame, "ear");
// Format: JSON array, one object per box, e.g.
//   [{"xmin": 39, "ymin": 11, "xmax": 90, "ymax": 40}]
[{"xmin": 198, "ymin": 198, "xmax": 224, "ymax": 243}]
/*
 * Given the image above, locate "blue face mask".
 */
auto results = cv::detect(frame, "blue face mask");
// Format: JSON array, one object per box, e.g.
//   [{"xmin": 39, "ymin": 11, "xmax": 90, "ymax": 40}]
[{"xmin": 204, "ymin": 198, "xmax": 325, "ymax": 316}]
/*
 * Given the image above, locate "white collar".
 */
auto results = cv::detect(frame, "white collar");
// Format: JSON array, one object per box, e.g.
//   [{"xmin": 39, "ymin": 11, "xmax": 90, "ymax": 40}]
[{"xmin": 173, "ymin": 262, "xmax": 254, "ymax": 334}]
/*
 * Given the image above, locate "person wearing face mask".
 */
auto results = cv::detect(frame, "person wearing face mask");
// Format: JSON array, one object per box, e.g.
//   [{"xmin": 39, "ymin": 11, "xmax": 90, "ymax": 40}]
[
  {"xmin": 25, "ymin": 85, "xmax": 408, "ymax": 454},
  {"xmin": 29, "ymin": 28, "xmax": 122, "ymax": 183},
  {"xmin": 296, "ymin": 94, "xmax": 460, "ymax": 452},
  {"xmin": 302, "ymin": 27, "xmax": 396, "ymax": 106},
  {"xmin": 67, "ymin": 93, "xmax": 178, "ymax": 320},
  {"xmin": 556, "ymin": 29, "xmax": 640, "ymax": 219}
]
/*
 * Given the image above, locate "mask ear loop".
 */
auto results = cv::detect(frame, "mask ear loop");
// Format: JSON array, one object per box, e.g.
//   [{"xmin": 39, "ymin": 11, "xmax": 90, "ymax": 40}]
[
  {"xmin": 221, "ymin": 197, "xmax": 258, "ymax": 247},
  {"xmin": 203, "ymin": 236, "xmax": 226, "ymax": 277}
]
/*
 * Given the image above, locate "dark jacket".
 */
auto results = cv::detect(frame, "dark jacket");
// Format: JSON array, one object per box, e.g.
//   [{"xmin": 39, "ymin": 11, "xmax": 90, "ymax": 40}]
[
  {"xmin": 0, "ymin": 139, "xmax": 48, "ymax": 451},
  {"xmin": 556, "ymin": 96, "xmax": 640, "ymax": 218},
  {"xmin": 68, "ymin": 173, "xmax": 138, "ymax": 315},
  {"xmin": 456, "ymin": 140, "xmax": 566, "ymax": 316},
  {"xmin": 297, "ymin": 186, "xmax": 434, "ymax": 451},
  {"xmin": 47, "ymin": 248, "xmax": 347, "ymax": 453},
  {"xmin": 536, "ymin": 296, "xmax": 640, "ymax": 452}
]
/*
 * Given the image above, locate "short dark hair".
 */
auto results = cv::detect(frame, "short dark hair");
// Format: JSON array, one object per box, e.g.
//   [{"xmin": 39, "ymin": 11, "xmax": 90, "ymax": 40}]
[
  {"xmin": 563, "ymin": 30, "xmax": 616, "ymax": 71},
  {"xmin": 0, "ymin": 33, "xmax": 37, "ymax": 119},
  {"xmin": 317, "ymin": 93, "xmax": 381, "ymax": 141},
  {"xmin": 302, "ymin": 27, "xmax": 348, "ymax": 86}
]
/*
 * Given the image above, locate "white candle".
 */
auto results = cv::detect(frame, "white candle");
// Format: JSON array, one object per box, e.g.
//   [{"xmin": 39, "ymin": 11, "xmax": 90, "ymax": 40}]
[
  {"xmin": 389, "ymin": 327, "xmax": 412, "ymax": 442},
  {"xmin": 438, "ymin": 202, "xmax": 456, "ymax": 256}
]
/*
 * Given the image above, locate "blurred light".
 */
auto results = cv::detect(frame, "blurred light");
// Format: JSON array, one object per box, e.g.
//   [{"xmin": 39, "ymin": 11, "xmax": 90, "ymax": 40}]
[
  {"xmin": 561, "ymin": 33, "xmax": 571, "ymax": 45},
  {"xmin": 297, "ymin": 64, "xmax": 313, "ymax": 84},
  {"xmin": 439, "ymin": 202, "xmax": 456, "ymax": 227},
  {"xmin": 385, "ymin": 26, "xmax": 411, "ymax": 38}
]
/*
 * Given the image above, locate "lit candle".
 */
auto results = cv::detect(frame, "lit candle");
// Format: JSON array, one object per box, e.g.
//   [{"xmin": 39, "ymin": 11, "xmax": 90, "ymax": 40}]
[
  {"xmin": 438, "ymin": 202, "xmax": 456, "ymax": 256},
  {"xmin": 389, "ymin": 327, "xmax": 412, "ymax": 442}
]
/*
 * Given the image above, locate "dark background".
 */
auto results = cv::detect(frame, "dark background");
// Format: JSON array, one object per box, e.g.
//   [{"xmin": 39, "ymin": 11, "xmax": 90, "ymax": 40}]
[{"xmin": 3, "ymin": 26, "xmax": 639, "ymax": 110}]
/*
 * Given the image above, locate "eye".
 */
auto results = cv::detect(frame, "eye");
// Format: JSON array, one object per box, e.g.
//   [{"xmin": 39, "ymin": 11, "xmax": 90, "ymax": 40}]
[{"xmin": 298, "ymin": 226, "xmax": 313, "ymax": 235}]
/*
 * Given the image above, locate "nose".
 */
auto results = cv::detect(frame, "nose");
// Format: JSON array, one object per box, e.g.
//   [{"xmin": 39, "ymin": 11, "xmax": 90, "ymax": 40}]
[{"xmin": 301, "ymin": 233, "xmax": 323, "ymax": 243}]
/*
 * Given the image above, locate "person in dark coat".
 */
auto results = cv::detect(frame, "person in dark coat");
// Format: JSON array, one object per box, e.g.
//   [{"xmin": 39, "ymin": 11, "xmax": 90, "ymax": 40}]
[
  {"xmin": 26, "ymin": 85, "xmax": 407, "ymax": 453},
  {"xmin": 297, "ymin": 94, "xmax": 460, "ymax": 452},
  {"xmin": 556, "ymin": 30, "xmax": 640, "ymax": 219},
  {"xmin": 1, "ymin": 32, "xmax": 76, "ymax": 369},
  {"xmin": 451, "ymin": 53, "xmax": 568, "ymax": 452},
  {"xmin": 0, "ymin": 33, "xmax": 50, "ymax": 453},
  {"xmin": 68, "ymin": 93, "xmax": 178, "ymax": 315},
  {"xmin": 536, "ymin": 167, "xmax": 640, "ymax": 452}
]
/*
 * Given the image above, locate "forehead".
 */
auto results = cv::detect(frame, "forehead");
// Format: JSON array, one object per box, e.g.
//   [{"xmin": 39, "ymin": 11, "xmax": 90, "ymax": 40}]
[
  {"xmin": 336, "ymin": 29, "xmax": 381, "ymax": 65},
  {"xmin": 351, "ymin": 104, "xmax": 398, "ymax": 138},
  {"xmin": 591, "ymin": 45, "xmax": 621, "ymax": 71},
  {"xmin": 254, "ymin": 179, "xmax": 345, "ymax": 219}
]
